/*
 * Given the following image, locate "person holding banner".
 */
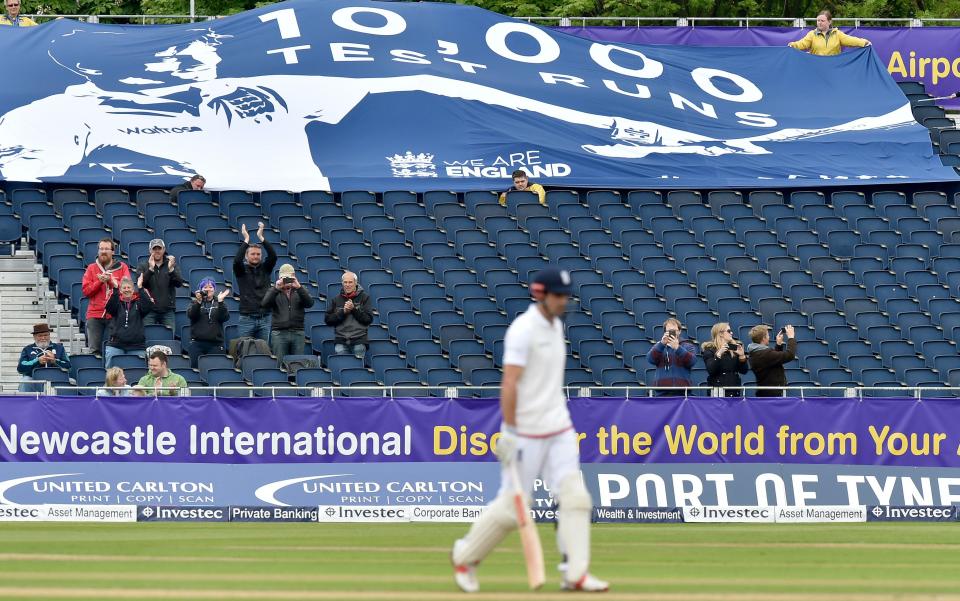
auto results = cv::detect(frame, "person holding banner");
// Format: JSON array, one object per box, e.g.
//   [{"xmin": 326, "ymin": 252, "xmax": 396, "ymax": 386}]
[
  {"xmin": 499, "ymin": 170, "xmax": 546, "ymax": 207},
  {"xmin": 788, "ymin": 10, "xmax": 870, "ymax": 56},
  {"xmin": 0, "ymin": 0, "xmax": 37, "ymax": 26},
  {"xmin": 451, "ymin": 267, "xmax": 608, "ymax": 594}
]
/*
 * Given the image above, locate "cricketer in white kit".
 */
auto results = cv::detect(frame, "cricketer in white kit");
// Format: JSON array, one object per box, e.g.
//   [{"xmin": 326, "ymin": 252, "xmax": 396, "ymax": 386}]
[{"xmin": 451, "ymin": 267, "xmax": 609, "ymax": 593}]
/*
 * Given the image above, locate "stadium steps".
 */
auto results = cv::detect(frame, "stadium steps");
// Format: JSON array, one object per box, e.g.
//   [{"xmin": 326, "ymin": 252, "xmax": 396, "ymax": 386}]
[{"xmin": 0, "ymin": 247, "xmax": 82, "ymax": 391}]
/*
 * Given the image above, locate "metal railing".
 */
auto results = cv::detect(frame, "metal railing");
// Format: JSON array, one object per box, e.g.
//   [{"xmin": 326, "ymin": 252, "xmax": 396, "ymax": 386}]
[
  {"xmin": 22, "ymin": 13, "xmax": 218, "ymax": 24},
  {"xmin": 523, "ymin": 16, "xmax": 944, "ymax": 28},
  {"xmin": 10, "ymin": 383, "xmax": 960, "ymax": 399}
]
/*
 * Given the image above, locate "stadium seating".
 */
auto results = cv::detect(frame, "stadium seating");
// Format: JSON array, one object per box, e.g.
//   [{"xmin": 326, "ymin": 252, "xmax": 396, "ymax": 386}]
[{"xmin": 8, "ymin": 83, "xmax": 960, "ymax": 394}]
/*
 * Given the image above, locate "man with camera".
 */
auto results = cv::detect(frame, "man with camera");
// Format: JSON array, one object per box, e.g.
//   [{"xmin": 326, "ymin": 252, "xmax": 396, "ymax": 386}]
[
  {"xmin": 187, "ymin": 277, "xmax": 231, "ymax": 368},
  {"xmin": 747, "ymin": 324, "xmax": 797, "ymax": 397},
  {"xmin": 646, "ymin": 318, "xmax": 698, "ymax": 396},
  {"xmin": 233, "ymin": 221, "xmax": 277, "ymax": 342},
  {"xmin": 18, "ymin": 323, "xmax": 71, "ymax": 392},
  {"xmin": 261, "ymin": 264, "xmax": 314, "ymax": 362}
]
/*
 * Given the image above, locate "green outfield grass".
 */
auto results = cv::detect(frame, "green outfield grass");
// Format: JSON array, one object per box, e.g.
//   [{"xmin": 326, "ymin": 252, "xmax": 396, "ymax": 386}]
[{"xmin": 0, "ymin": 522, "xmax": 957, "ymax": 600}]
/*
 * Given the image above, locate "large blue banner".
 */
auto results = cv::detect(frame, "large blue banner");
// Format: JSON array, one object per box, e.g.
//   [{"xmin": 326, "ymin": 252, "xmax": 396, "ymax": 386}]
[
  {"xmin": 3, "ymin": 396, "xmax": 960, "ymax": 511},
  {"xmin": 0, "ymin": 0, "xmax": 954, "ymax": 191},
  {"xmin": 558, "ymin": 26, "xmax": 960, "ymax": 107}
]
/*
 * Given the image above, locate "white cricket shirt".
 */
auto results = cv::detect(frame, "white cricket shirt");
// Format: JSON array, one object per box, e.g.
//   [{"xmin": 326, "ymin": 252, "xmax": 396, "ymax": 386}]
[{"xmin": 501, "ymin": 303, "xmax": 573, "ymax": 437}]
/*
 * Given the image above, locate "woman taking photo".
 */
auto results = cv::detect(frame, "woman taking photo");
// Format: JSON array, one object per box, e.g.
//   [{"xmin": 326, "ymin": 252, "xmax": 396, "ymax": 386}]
[{"xmin": 702, "ymin": 322, "xmax": 749, "ymax": 397}]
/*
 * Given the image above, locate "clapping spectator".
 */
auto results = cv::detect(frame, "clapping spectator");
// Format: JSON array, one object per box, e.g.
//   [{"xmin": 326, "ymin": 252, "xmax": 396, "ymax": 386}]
[
  {"xmin": 748, "ymin": 324, "xmax": 797, "ymax": 397},
  {"xmin": 233, "ymin": 222, "xmax": 277, "ymax": 342},
  {"xmin": 81, "ymin": 238, "xmax": 131, "ymax": 354},
  {"xmin": 262, "ymin": 264, "xmax": 314, "ymax": 362},
  {"xmin": 103, "ymin": 274, "xmax": 154, "ymax": 368},
  {"xmin": 18, "ymin": 323, "xmax": 70, "ymax": 393},
  {"xmin": 187, "ymin": 277, "xmax": 230, "ymax": 368},
  {"xmin": 137, "ymin": 351, "xmax": 187, "ymax": 397},
  {"xmin": 136, "ymin": 238, "xmax": 184, "ymax": 331},
  {"xmin": 702, "ymin": 322, "xmax": 749, "ymax": 397},
  {"xmin": 325, "ymin": 271, "xmax": 373, "ymax": 358},
  {"xmin": 96, "ymin": 367, "xmax": 133, "ymax": 397},
  {"xmin": 646, "ymin": 318, "xmax": 698, "ymax": 396}
]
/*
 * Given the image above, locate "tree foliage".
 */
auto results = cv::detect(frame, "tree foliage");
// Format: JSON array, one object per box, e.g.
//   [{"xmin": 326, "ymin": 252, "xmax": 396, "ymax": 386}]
[{"xmin": 23, "ymin": 0, "xmax": 955, "ymax": 22}]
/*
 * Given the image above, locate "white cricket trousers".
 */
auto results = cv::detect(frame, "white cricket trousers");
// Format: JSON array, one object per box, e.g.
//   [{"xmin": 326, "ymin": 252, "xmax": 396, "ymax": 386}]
[{"xmin": 499, "ymin": 428, "xmax": 581, "ymax": 499}]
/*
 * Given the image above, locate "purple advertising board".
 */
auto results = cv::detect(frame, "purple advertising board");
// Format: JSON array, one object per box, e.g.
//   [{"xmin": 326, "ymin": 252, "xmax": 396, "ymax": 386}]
[
  {"xmin": 2, "ymin": 395, "xmax": 959, "ymax": 467},
  {"xmin": 557, "ymin": 26, "xmax": 960, "ymax": 106},
  {"xmin": 3, "ymin": 396, "xmax": 960, "ymax": 514}
]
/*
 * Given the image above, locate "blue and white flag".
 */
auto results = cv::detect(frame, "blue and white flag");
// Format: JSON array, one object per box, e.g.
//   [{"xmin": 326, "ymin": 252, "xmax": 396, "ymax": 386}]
[{"xmin": 0, "ymin": 0, "xmax": 954, "ymax": 191}]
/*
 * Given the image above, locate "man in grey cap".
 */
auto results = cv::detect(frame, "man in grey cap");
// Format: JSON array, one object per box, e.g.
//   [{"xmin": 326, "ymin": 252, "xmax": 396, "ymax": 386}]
[
  {"xmin": 262, "ymin": 263, "xmax": 314, "ymax": 362},
  {"xmin": 135, "ymin": 239, "xmax": 185, "ymax": 331}
]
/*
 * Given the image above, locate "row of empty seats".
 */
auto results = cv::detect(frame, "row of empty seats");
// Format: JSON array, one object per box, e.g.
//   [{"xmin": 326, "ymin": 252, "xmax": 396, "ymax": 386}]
[{"xmin": 6, "ymin": 172, "xmax": 960, "ymax": 396}]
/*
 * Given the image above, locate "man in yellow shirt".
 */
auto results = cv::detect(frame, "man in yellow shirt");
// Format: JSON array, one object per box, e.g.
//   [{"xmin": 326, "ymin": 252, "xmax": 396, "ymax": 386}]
[
  {"xmin": 498, "ymin": 169, "xmax": 546, "ymax": 207},
  {"xmin": 788, "ymin": 10, "xmax": 869, "ymax": 56},
  {"xmin": 0, "ymin": 0, "xmax": 37, "ymax": 26}
]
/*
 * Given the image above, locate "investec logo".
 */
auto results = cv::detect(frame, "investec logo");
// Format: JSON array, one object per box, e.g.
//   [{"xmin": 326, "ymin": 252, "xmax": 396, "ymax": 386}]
[
  {"xmin": 684, "ymin": 505, "xmax": 774, "ymax": 523},
  {"xmin": 118, "ymin": 126, "xmax": 203, "ymax": 135},
  {"xmin": 141, "ymin": 506, "xmax": 226, "ymax": 521},
  {"xmin": 870, "ymin": 506, "xmax": 956, "ymax": 520}
]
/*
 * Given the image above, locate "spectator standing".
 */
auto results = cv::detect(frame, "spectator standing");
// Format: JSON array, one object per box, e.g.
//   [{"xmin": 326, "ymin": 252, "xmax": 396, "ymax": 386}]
[
  {"xmin": 748, "ymin": 324, "xmax": 797, "ymax": 397},
  {"xmin": 103, "ymin": 275, "xmax": 154, "ymax": 368},
  {"xmin": 646, "ymin": 318, "xmax": 698, "ymax": 396},
  {"xmin": 168, "ymin": 174, "xmax": 206, "ymax": 203},
  {"xmin": 81, "ymin": 238, "xmax": 131, "ymax": 354},
  {"xmin": 17, "ymin": 323, "xmax": 70, "ymax": 393},
  {"xmin": 187, "ymin": 277, "xmax": 230, "ymax": 368},
  {"xmin": 788, "ymin": 10, "xmax": 870, "ymax": 56},
  {"xmin": 136, "ymin": 238, "xmax": 184, "ymax": 330},
  {"xmin": 233, "ymin": 222, "xmax": 277, "ymax": 341},
  {"xmin": 0, "ymin": 0, "xmax": 37, "ymax": 26},
  {"xmin": 325, "ymin": 271, "xmax": 373, "ymax": 358},
  {"xmin": 96, "ymin": 367, "xmax": 133, "ymax": 397},
  {"xmin": 262, "ymin": 264, "xmax": 314, "ymax": 361},
  {"xmin": 702, "ymin": 322, "xmax": 749, "ymax": 397},
  {"xmin": 137, "ymin": 351, "xmax": 187, "ymax": 397},
  {"xmin": 498, "ymin": 169, "xmax": 546, "ymax": 206}
]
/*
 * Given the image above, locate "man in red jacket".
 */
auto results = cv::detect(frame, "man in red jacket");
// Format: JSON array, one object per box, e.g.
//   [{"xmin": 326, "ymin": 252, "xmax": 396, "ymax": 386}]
[{"xmin": 81, "ymin": 238, "xmax": 131, "ymax": 355}]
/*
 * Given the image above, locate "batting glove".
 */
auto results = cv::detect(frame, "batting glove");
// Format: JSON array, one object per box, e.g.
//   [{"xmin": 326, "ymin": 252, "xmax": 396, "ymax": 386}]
[{"xmin": 494, "ymin": 425, "xmax": 519, "ymax": 465}]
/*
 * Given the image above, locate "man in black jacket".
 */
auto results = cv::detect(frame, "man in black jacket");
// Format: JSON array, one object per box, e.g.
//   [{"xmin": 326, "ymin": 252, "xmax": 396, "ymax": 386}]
[
  {"xmin": 104, "ymin": 274, "xmax": 154, "ymax": 368},
  {"xmin": 233, "ymin": 221, "xmax": 277, "ymax": 342},
  {"xmin": 325, "ymin": 271, "xmax": 373, "ymax": 358},
  {"xmin": 187, "ymin": 277, "xmax": 231, "ymax": 368},
  {"xmin": 747, "ymin": 324, "xmax": 797, "ymax": 397},
  {"xmin": 168, "ymin": 174, "xmax": 206, "ymax": 203},
  {"xmin": 262, "ymin": 264, "xmax": 314, "ymax": 362},
  {"xmin": 136, "ymin": 238, "xmax": 184, "ymax": 331}
]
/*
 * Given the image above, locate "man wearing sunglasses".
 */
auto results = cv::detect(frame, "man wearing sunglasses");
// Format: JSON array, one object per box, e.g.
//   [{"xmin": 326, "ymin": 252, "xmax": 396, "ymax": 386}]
[{"xmin": 0, "ymin": 0, "xmax": 37, "ymax": 26}]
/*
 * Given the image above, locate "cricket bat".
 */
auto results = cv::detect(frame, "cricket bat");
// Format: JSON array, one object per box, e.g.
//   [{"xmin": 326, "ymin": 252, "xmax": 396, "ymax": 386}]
[{"xmin": 509, "ymin": 461, "xmax": 545, "ymax": 590}]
